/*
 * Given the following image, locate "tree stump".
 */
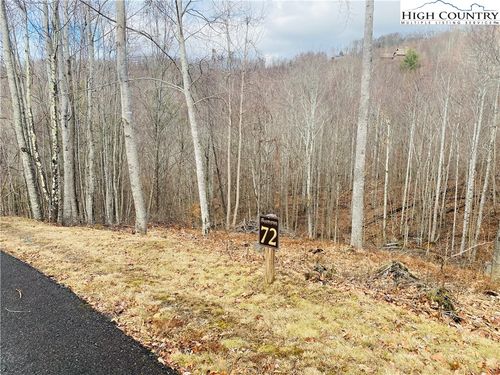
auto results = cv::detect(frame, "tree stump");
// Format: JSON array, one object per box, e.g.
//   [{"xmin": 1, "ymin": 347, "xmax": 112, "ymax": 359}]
[{"xmin": 375, "ymin": 261, "xmax": 418, "ymax": 284}]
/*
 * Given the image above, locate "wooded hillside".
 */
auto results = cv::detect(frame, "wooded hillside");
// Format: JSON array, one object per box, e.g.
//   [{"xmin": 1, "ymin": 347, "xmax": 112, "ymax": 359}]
[{"xmin": 1, "ymin": 0, "xmax": 498, "ymax": 268}]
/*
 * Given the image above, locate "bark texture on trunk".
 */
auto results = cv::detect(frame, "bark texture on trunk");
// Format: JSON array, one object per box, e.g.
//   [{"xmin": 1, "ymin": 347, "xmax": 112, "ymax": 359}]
[
  {"xmin": 460, "ymin": 89, "xmax": 485, "ymax": 257},
  {"xmin": 350, "ymin": 0, "xmax": 374, "ymax": 248},
  {"xmin": 225, "ymin": 14, "xmax": 233, "ymax": 230},
  {"xmin": 57, "ymin": 3, "xmax": 78, "ymax": 225},
  {"xmin": 116, "ymin": 0, "xmax": 148, "ymax": 234},
  {"xmin": 382, "ymin": 118, "xmax": 390, "ymax": 242},
  {"xmin": 0, "ymin": 0, "xmax": 42, "ymax": 220},
  {"xmin": 232, "ymin": 19, "xmax": 249, "ymax": 227},
  {"xmin": 175, "ymin": 0, "xmax": 210, "ymax": 235},
  {"xmin": 492, "ymin": 225, "xmax": 500, "ymax": 280},
  {"xmin": 23, "ymin": 8, "xmax": 49, "ymax": 208},
  {"xmin": 43, "ymin": 1, "xmax": 60, "ymax": 222},
  {"xmin": 473, "ymin": 81, "xmax": 499, "ymax": 252},
  {"xmin": 430, "ymin": 79, "xmax": 450, "ymax": 242},
  {"xmin": 85, "ymin": 8, "xmax": 96, "ymax": 224}
]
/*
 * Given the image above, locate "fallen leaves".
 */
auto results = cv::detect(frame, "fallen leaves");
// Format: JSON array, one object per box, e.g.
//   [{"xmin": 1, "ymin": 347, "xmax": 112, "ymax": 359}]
[
  {"xmin": 431, "ymin": 352, "xmax": 445, "ymax": 362},
  {"xmin": 1, "ymin": 216, "xmax": 499, "ymax": 375}
]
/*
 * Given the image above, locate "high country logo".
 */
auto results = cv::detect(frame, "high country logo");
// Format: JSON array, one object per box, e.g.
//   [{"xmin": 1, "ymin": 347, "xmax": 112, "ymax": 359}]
[{"xmin": 400, "ymin": 0, "xmax": 499, "ymax": 25}]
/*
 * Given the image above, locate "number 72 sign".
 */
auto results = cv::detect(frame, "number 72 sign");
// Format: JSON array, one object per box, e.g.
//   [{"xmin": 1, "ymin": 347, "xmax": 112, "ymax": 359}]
[{"xmin": 259, "ymin": 215, "xmax": 279, "ymax": 249}]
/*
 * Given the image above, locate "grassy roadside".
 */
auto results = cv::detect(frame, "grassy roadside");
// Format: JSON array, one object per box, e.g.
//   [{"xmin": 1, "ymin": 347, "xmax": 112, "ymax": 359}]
[{"xmin": 1, "ymin": 216, "xmax": 498, "ymax": 374}]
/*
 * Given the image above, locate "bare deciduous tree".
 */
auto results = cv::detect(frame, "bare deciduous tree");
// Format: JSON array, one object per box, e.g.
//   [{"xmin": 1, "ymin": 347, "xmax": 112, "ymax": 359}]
[
  {"xmin": 0, "ymin": 0, "xmax": 42, "ymax": 220},
  {"xmin": 175, "ymin": 0, "xmax": 210, "ymax": 235},
  {"xmin": 1, "ymin": 2, "xmax": 498, "ymax": 272},
  {"xmin": 116, "ymin": 0, "xmax": 148, "ymax": 234},
  {"xmin": 85, "ymin": 6, "xmax": 96, "ymax": 225},
  {"xmin": 57, "ymin": 1, "xmax": 78, "ymax": 225},
  {"xmin": 350, "ymin": 0, "xmax": 374, "ymax": 248}
]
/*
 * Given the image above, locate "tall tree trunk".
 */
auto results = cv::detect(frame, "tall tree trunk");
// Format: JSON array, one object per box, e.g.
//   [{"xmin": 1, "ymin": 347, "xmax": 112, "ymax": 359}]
[
  {"xmin": 23, "ymin": 5, "xmax": 50, "ymax": 207},
  {"xmin": 430, "ymin": 78, "xmax": 450, "ymax": 242},
  {"xmin": 57, "ymin": 2, "xmax": 78, "ymax": 225},
  {"xmin": 226, "ymin": 105, "xmax": 232, "ymax": 228},
  {"xmin": 306, "ymin": 146, "xmax": 313, "ymax": 239},
  {"xmin": 438, "ymin": 125, "xmax": 454, "ymax": 235},
  {"xmin": 225, "ymin": 13, "xmax": 233, "ymax": 230},
  {"xmin": 175, "ymin": 0, "xmax": 210, "ymax": 235},
  {"xmin": 85, "ymin": 7, "xmax": 96, "ymax": 224},
  {"xmin": 473, "ymin": 81, "xmax": 499, "ymax": 253},
  {"xmin": 370, "ymin": 107, "xmax": 380, "ymax": 209},
  {"xmin": 116, "ymin": 0, "xmax": 148, "ymax": 234},
  {"xmin": 209, "ymin": 124, "xmax": 226, "ymax": 220},
  {"xmin": 350, "ymin": 0, "xmax": 374, "ymax": 248},
  {"xmin": 0, "ymin": 0, "xmax": 42, "ymax": 220},
  {"xmin": 400, "ymin": 106, "xmax": 416, "ymax": 240},
  {"xmin": 44, "ymin": 1, "xmax": 60, "ymax": 222},
  {"xmin": 451, "ymin": 134, "xmax": 460, "ymax": 253},
  {"xmin": 305, "ymin": 93, "xmax": 318, "ymax": 239},
  {"xmin": 492, "ymin": 224, "xmax": 500, "ymax": 280},
  {"xmin": 232, "ymin": 17, "xmax": 249, "ymax": 227},
  {"xmin": 382, "ymin": 118, "xmax": 390, "ymax": 243},
  {"xmin": 460, "ymin": 89, "xmax": 486, "ymax": 258},
  {"xmin": 101, "ymin": 115, "xmax": 114, "ymax": 225}
]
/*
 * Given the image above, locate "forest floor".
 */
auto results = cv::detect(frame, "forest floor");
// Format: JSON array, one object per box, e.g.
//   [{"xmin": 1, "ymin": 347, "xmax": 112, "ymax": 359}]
[{"xmin": 0, "ymin": 216, "xmax": 499, "ymax": 375}]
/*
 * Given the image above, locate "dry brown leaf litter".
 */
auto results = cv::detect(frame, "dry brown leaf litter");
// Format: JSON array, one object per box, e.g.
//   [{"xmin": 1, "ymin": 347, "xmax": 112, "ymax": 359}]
[{"xmin": 0, "ymin": 217, "xmax": 499, "ymax": 374}]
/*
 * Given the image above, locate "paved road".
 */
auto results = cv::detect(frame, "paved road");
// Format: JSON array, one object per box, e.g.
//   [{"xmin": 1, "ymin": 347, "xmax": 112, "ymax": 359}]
[{"xmin": 0, "ymin": 251, "xmax": 177, "ymax": 375}]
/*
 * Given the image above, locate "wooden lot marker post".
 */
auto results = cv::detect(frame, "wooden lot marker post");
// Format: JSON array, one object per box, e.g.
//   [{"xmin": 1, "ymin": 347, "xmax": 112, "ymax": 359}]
[{"xmin": 259, "ymin": 214, "xmax": 279, "ymax": 284}]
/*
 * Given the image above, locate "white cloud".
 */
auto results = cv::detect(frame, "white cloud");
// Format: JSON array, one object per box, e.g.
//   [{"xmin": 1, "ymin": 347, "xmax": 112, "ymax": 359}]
[
  {"xmin": 256, "ymin": 0, "xmax": 447, "ymax": 60},
  {"xmin": 124, "ymin": 0, "xmax": 448, "ymax": 61}
]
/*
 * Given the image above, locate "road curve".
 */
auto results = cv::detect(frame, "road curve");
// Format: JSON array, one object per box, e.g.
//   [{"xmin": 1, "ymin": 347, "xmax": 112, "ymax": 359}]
[{"xmin": 0, "ymin": 251, "xmax": 177, "ymax": 375}]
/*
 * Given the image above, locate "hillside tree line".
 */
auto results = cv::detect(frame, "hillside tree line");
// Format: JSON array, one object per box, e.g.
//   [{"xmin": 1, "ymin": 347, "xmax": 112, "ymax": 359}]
[{"xmin": 1, "ymin": 0, "xmax": 499, "ymax": 268}]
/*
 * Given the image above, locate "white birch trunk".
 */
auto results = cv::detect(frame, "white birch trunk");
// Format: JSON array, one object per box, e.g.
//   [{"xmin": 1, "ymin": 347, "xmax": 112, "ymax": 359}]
[
  {"xmin": 44, "ymin": 1, "xmax": 60, "ymax": 221},
  {"xmin": 116, "ymin": 0, "xmax": 148, "ymax": 234},
  {"xmin": 430, "ymin": 79, "xmax": 450, "ymax": 242},
  {"xmin": 57, "ymin": 3, "xmax": 77, "ymax": 225},
  {"xmin": 231, "ymin": 18, "xmax": 249, "ymax": 227},
  {"xmin": 305, "ymin": 94, "xmax": 318, "ymax": 239},
  {"xmin": 23, "ymin": 7, "xmax": 49, "ymax": 206},
  {"xmin": 382, "ymin": 118, "xmax": 390, "ymax": 243},
  {"xmin": 350, "ymin": 0, "xmax": 374, "ymax": 248},
  {"xmin": 473, "ymin": 81, "xmax": 499, "ymax": 250},
  {"xmin": 451, "ymin": 136, "xmax": 460, "ymax": 253},
  {"xmin": 85, "ymin": 8, "xmax": 96, "ymax": 224},
  {"xmin": 460, "ymin": 89, "xmax": 485, "ymax": 258},
  {"xmin": 306, "ymin": 145, "xmax": 313, "ymax": 238},
  {"xmin": 0, "ymin": 0, "xmax": 42, "ymax": 220},
  {"xmin": 438, "ymin": 128, "xmax": 454, "ymax": 235},
  {"xmin": 175, "ymin": 0, "xmax": 210, "ymax": 234},
  {"xmin": 64, "ymin": 5, "xmax": 79, "ymax": 221},
  {"xmin": 225, "ymin": 16, "xmax": 233, "ymax": 229},
  {"xmin": 400, "ymin": 106, "xmax": 416, "ymax": 237}
]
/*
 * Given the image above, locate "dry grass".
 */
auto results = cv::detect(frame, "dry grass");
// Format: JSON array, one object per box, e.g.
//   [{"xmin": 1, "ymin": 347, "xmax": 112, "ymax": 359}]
[{"xmin": 1, "ymin": 216, "xmax": 499, "ymax": 374}]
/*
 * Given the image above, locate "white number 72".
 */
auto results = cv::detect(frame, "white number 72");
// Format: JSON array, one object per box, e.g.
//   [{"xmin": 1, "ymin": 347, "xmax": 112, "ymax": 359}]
[{"xmin": 261, "ymin": 225, "xmax": 277, "ymax": 246}]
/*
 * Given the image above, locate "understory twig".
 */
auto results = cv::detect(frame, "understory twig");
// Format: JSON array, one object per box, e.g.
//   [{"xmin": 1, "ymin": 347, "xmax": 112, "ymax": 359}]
[
  {"xmin": 5, "ymin": 307, "xmax": 31, "ymax": 313},
  {"xmin": 450, "ymin": 242, "xmax": 493, "ymax": 258}
]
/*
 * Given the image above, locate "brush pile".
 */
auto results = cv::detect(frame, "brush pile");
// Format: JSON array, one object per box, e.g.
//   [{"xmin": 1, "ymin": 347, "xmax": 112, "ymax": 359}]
[{"xmin": 375, "ymin": 261, "xmax": 419, "ymax": 285}]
